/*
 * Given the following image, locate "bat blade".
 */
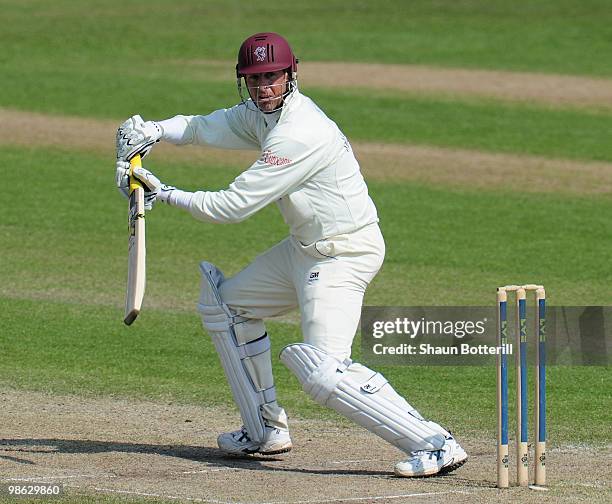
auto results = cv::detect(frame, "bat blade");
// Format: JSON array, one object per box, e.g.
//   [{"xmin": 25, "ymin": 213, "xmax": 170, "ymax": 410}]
[{"xmin": 124, "ymin": 154, "xmax": 146, "ymax": 325}]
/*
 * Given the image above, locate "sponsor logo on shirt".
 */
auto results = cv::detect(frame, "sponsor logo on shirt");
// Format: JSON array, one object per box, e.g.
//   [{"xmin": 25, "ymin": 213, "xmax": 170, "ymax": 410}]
[{"xmin": 261, "ymin": 150, "xmax": 292, "ymax": 166}]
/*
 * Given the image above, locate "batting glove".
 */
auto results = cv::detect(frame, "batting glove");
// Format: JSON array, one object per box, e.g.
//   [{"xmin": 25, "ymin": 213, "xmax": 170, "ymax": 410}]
[
  {"xmin": 116, "ymin": 115, "xmax": 163, "ymax": 161},
  {"xmin": 115, "ymin": 162, "xmax": 175, "ymax": 210},
  {"xmin": 132, "ymin": 166, "xmax": 176, "ymax": 210},
  {"xmin": 116, "ymin": 160, "xmax": 131, "ymax": 199}
]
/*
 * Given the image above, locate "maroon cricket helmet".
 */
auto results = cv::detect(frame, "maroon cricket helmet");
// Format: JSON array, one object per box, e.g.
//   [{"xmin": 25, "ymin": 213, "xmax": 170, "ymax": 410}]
[{"xmin": 236, "ymin": 32, "xmax": 298, "ymax": 77}]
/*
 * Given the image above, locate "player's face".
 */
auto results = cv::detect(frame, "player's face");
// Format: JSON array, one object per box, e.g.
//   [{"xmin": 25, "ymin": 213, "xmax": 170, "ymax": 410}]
[{"xmin": 245, "ymin": 71, "xmax": 288, "ymax": 112}]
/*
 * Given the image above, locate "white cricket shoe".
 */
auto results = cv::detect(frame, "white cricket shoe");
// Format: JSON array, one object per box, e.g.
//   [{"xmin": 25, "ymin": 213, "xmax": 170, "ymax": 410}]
[
  {"xmin": 394, "ymin": 435, "xmax": 468, "ymax": 477},
  {"xmin": 217, "ymin": 425, "xmax": 292, "ymax": 456}
]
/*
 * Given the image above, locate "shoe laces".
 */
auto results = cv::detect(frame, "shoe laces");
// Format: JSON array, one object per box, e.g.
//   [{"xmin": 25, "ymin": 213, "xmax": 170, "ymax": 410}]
[
  {"xmin": 411, "ymin": 449, "xmax": 443, "ymax": 461},
  {"xmin": 236, "ymin": 427, "xmax": 251, "ymax": 443}
]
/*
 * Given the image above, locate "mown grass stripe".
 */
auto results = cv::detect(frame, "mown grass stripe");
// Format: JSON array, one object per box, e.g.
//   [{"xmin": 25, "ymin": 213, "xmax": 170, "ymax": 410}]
[
  {"xmin": 3, "ymin": 109, "xmax": 612, "ymax": 195},
  {"xmin": 1, "ymin": 0, "xmax": 611, "ymax": 76},
  {"xmin": 0, "ymin": 296, "xmax": 608, "ymax": 445}
]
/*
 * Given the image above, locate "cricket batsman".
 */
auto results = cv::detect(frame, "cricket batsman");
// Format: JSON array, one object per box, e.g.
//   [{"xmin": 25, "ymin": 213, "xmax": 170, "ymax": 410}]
[{"xmin": 115, "ymin": 32, "xmax": 467, "ymax": 477}]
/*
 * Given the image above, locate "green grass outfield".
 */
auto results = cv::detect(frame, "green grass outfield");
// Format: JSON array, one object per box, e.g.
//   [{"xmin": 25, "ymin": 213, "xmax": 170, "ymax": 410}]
[
  {"xmin": 2, "ymin": 0, "xmax": 612, "ymax": 76},
  {"xmin": 1, "ymin": 147, "xmax": 610, "ymax": 447},
  {"xmin": 1, "ymin": 2, "xmax": 611, "ymax": 502}
]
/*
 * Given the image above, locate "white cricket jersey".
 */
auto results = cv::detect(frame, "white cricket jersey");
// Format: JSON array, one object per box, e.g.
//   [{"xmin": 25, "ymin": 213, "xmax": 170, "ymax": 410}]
[{"xmin": 158, "ymin": 90, "xmax": 379, "ymax": 245}]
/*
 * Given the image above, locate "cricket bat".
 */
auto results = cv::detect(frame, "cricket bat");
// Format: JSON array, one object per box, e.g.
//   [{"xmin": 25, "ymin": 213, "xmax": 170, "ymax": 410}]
[{"xmin": 124, "ymin": 154, "xmax": 146, "ymax": 325}]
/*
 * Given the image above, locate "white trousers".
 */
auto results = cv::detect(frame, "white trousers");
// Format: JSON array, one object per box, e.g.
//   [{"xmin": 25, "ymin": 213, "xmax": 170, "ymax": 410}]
[
  {"xmin": 219, "ymin": 223, "xmax": 385, "ymax": 359},
  {"xmin": 218, "ymin": 223, "xmax": 385, "ymax": 428}
]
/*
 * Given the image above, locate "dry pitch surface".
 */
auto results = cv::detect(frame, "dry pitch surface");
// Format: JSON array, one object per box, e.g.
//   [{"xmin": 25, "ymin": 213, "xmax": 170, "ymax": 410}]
[{"xmin": 0, "ymin": 390, "xmax": 609, "ymax": 503}]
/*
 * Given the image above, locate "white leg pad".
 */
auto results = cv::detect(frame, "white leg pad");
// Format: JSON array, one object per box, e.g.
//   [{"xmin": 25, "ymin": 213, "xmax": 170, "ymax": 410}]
[
  {"xmin": 198, "ymin": 261, "xmax": 276, "ymax": 443},
  {"xmin": 280, "ymin": 343, "xmax": 447, "ymax": 452}
]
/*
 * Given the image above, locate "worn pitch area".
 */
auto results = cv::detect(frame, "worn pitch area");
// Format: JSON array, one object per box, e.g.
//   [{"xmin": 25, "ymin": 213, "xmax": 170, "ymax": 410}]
[
  {"xmin": 1, "ymin": 109, "xmax": 611, "ymax": 196},
  {"xmin": 0, "ymin": 390, "xmax": 609, "ymax": 503}
]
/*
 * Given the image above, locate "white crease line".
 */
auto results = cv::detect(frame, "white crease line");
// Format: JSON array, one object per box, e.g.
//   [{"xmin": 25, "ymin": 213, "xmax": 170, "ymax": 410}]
[
  {"xmin": 182, "ymin": 467, "xmax": 240, "ymax": 474},
  {"xmin": 3, "ymin": 474, "xmax": 117, "ymax": 482},
  {"xmin": 327, "ymin": 459, "xmax": 389, "ymax": 464},
  {"xmin": 93, "ymin": 487, "xmax": 238, "ymax": 504},
  {"xmin": 179, "ymin": 458, "xmax": 388, "ymax": 474},
  {"xmin": 259, "ymin": 491, "xmax": 471, "ymax": 504},
  {"xmin": 93, "ymin": 487, "xmax": 469, "ymax": 504},
  {"xmin": 562, "ymin": 481, "xmax": 607, "ymax": 489}
]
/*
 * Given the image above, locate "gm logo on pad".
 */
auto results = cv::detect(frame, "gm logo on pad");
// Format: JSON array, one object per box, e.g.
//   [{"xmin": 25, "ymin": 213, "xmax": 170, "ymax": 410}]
[{"xmin": 308, "ymin": 271, "xmax": 320, "ymax": 284}]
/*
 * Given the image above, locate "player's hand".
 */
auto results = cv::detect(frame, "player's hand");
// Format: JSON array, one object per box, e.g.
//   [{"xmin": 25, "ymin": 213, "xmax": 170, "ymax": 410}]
[
  {"xmin": 116, "ymin": 115, "xmax": 162, "ymax": 161},
  {"xmin": 132, "ymin": 166, "xmax": 176, "ymax": 210},
  {"xmin": 116, "ymin": 160, "xmax": 131, "ymax": 199},
  {"xmin": 115, "ymin": 162, "xmax": 174, "ymax": 209}
]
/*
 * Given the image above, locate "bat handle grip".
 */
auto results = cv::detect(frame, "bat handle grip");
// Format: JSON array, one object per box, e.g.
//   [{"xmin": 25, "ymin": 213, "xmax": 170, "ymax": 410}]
[{"xmin": 129, "ymin": 154, "xmax": 143, "ymax": 193}]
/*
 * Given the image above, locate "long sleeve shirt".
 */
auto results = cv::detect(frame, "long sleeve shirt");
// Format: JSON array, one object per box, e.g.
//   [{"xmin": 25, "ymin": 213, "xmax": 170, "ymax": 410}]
[{"xmin": 157, "ymin": 90, "xmax": 379, "ymax": 246}]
